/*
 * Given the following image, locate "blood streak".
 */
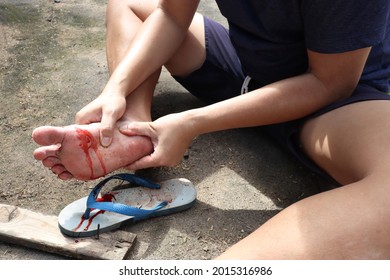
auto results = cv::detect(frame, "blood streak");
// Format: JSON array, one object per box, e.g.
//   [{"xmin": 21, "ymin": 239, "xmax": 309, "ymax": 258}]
[
  {"xmin": 73, "ymin": 210, "xmax": 105, "ymax": 232},
  {"xmin": 73, "ymin": 193, "xmax": 116, "ymax": 232},
  {"xmin": 75, "ymin": 128, "xmax": 107, "ymax": 179}
]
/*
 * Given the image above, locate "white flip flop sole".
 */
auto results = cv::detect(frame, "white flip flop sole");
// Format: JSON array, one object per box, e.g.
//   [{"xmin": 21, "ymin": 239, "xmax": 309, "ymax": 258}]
[{"xmin": 58, "ymin": 178, "xmax": 196, "ymax": 237}]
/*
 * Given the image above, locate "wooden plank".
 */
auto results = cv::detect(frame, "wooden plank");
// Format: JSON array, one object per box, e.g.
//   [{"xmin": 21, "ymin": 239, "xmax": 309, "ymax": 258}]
[{"xmin": 0, "ymin": 203, "xmax": 136, "ymax": 260}]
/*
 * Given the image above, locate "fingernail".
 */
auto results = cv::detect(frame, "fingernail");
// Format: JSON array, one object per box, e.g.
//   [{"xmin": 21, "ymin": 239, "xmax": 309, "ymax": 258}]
[{"xmin": 101, "ymin": 136, "xmax": 112, "ymax": 147}]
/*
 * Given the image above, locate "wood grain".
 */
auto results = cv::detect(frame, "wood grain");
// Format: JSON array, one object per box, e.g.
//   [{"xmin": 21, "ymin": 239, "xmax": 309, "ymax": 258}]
[{"xmin": 0, "ymin": 204, "xmax": 136, "ymax": 260}]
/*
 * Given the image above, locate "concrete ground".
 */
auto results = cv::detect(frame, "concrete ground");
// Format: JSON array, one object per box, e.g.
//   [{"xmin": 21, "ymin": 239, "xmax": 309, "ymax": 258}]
[{"xmin": 0, "ymin": 0, "xmax": 327, "ymax": 260}]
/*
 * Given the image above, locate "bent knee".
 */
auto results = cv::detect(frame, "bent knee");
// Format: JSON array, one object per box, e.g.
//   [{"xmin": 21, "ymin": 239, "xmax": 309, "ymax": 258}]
[{"xmin": 106, "ymin": 0, "xmax": 158, "ymax": 24}]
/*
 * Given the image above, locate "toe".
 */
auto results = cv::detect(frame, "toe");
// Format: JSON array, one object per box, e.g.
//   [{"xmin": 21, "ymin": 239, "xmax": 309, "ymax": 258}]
[
  {"xmin": 51, "ymin": 164, "xmax": 68, "ymax": 176},
  {"xmin": 32, "ymin": 126, "xmax": 66, "ymax": 146},
  {"xmin": 58, "ymin": 171, "xmax": 74, "ymax": 180},
  {"xmin": 33, "ymin": 144, "xmax": 61, "ymax": 160},
  {"xmin": 42, "ymin": 156, "xmax": 62, "ymax": 168}
]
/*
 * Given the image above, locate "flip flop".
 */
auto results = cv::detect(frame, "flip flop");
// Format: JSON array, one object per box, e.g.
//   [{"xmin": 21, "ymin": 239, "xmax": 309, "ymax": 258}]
[{"xmin": 58, "ymin": 173, "xmax": 196, "ymax": 237}]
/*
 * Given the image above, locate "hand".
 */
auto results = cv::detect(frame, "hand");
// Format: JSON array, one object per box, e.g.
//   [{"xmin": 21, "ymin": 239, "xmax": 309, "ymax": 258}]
[
  {"xmin": 119, "ymin": 113, "xmax": 196, "ymax": 170},
  {"xmin": 75, "ymin": 93, "xmax": 126, "ymax": 147}
]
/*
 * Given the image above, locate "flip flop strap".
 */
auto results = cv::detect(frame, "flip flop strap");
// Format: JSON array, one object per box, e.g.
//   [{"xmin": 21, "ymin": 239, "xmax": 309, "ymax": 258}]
[{"xmin": 83, "ymin": 173, "xmax": 168, "ymax": 219}]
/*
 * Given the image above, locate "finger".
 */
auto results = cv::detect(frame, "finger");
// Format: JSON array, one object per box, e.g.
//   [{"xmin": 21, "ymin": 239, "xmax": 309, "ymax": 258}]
[
  {"xmin": 126, "ymin": 154, "xmax": 157, "ymax": 170},
  {"xmin": 100, "ymin": 108, "xmax": 123, "ymax": 147},
  {"xmin": 119, "ymin": 122, "xmax": 154, "ymax": 137},
  {"xmin": 99, "ymin": 125, "xmax": 114, "ymax": 148},
  {"xmin": 127, "ymin": 144, "xmax": 180, "ymax": 170},
  {"xmin": 75, "ymin": 104, "xmax": 102, "ymax": 125}
]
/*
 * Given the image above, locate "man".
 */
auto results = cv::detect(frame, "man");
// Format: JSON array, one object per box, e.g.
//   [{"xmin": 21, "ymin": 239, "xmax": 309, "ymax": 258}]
[{"xmin": 33, "ymin": 0, "xmax": 390, "ymax": 259}]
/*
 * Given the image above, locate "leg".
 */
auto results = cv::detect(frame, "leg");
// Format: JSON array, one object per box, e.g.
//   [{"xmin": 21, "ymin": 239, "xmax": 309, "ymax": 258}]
[
  {"xmin": 104, "ymin": 0, "xmax": 159, "ymax": 123},
  {"xmin": 104, "ymin": 0, "xmax": 206, "ymax": 124},
  {"xmin": 217, "ymin": 100, "xmax": 390, "ymax": 259},
  {"xmin": 33, "ymin": 0, "xmax": 206, "ymax": 180}
]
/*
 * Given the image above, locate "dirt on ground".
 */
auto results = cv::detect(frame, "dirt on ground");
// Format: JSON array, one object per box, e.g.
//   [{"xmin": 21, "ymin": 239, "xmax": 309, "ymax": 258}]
[{"xmin": 0, "ymin": 0, "xmax": 327, "ymax": 260}]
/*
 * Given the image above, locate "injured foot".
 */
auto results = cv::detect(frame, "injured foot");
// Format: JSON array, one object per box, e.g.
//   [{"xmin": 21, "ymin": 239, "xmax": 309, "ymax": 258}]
[{"xmin": 32, "ymin": 123, "xmax": 153, "ymax": 180}]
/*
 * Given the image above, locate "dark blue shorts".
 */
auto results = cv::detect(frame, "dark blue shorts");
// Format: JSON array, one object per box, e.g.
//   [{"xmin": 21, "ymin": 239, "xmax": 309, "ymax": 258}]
[{"xmin": 173, "ymin": 16, "xmax": 390, "ymax": 185}]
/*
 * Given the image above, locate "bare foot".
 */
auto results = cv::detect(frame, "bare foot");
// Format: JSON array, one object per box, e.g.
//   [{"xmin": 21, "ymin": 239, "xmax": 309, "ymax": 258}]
[{"xmin": 32, "ymin": 123, "xmax": 153, "ymax": 180}]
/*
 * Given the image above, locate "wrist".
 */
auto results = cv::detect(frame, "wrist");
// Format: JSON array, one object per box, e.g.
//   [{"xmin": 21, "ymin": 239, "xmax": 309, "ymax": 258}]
[
  {"xmin": 181, "ymin": 108, "xmax": 208, "ymax": 138},
  {"xmin": 103, "ymin": 62, "xmax": 138, "ymax": 97},
  {"xmin": 101, "ymin": 81, "xmax": 128, "ymax": 98}
]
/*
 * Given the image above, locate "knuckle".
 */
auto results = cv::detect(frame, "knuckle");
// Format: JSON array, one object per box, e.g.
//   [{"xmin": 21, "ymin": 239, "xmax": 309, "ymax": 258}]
[
  {"xmin": 75, "ymin": 111, "xmax": 84, "ymax": 123},
  {"xmin": 100, "ymin": 126, "xmax": 114, "ymax": 136}
]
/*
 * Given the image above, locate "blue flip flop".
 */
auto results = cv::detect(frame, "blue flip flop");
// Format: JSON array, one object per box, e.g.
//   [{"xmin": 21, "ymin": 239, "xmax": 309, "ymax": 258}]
[{"xmin": 58, "ymin": 173, "xmax": 196, "ymax": 237}]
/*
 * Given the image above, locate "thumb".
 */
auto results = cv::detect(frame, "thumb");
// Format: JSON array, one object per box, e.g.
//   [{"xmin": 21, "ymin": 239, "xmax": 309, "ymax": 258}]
[
  {"xmin": 100, "ymin": 113, "xmax": 117, "ymax": 147},
  {"xmin": 100, "ymin": 127, "xmax": 114, "ymax": 147},
  {"xmin": 100, "ymin": 101, "xmax": 127, "ymax": 147},
  {"xmin": 119, "ymin": 121, "xmax": 155, "ymax": 138},
  {"xmin": 126, "ymin": 154, "xmax": 158, "ymax": 170}
]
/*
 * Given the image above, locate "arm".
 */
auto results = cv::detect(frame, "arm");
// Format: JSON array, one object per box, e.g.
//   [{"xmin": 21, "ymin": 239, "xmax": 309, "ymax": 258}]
[
  {"xmin": 77, "ymin": 0, "xmax": 199, "ymax": 146},
  {"xmin": 189, "ymin": 47, "xmax": 371, "ymax": 135},
  {"xmin": 122, "ymin": 47, "xmax": 371, "ymax": 169}
]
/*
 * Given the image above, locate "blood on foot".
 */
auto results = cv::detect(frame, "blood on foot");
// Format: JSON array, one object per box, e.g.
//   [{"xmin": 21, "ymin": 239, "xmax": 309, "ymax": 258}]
[{"xmin": 75, "ymin": 127, "xmax": 107, "ymax": 179}]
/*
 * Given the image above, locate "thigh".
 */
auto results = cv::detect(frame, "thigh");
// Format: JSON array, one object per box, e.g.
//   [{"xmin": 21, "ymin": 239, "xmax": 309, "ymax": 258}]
[
  {"xmin": 220, "ymin": 99, "xmax": 390, "ymax": 259},
  {"xmin": 218, "ymin": 170, "xmax": 390, "ymax": 259},
  {"xmin": 165, "ymin": 13, "xmax": 207, "ymax": 77},
  {"xmin": 300, "ymin": 99, "xmax": 390, "ymax": 185}
]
